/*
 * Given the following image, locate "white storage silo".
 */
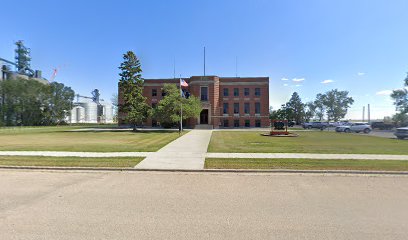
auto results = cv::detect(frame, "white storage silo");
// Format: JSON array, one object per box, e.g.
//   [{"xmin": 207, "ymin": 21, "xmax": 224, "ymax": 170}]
[
  {"xmin": 83, "ymin": 101, "xmax": 98, "ymax": 123},
  {"xmin": 70, "ymin": 107, "xmax": 77, "ymax": 124},
  {"xmin": 103, "ymin": 103, "xmax": 114, "ymax": 123},
  {"xmin": 76, "ymin": 106, "xmax": 85, "ymax": 123}
]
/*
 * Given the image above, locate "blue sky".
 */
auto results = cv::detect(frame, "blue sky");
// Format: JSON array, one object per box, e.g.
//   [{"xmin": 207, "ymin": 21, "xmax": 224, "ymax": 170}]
[{"xmin": 1, "ymin": 0, "xmax": 407, "ymax": 119}]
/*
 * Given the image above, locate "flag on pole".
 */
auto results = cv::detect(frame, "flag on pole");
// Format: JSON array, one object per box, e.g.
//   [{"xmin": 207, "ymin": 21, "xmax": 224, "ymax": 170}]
[{"xmin": 180, "ymin": 78, "xmax": 189, "ymax": 87}]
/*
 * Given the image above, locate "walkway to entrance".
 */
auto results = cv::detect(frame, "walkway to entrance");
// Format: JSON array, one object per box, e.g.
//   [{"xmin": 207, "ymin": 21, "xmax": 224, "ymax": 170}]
[{"xmin": 135, "ymin": 130, "xmax": 213, "ymax": 170}]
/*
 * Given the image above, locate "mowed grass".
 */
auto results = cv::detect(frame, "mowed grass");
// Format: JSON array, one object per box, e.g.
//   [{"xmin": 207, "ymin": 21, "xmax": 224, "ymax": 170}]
[
  {"xmin": 205, "ymin": 158, "xmax": 408, "ymax": 171},
  {"xmin": 0, "ymin": 156, "xmax": 144, "ymax": 168},
  {"xmin": 0, "ymin": 126, "xmax": 183, "ymax": 152},
  {"xmin": 208, "ymin": 131, "xmax": 408, "ymax": 154}
]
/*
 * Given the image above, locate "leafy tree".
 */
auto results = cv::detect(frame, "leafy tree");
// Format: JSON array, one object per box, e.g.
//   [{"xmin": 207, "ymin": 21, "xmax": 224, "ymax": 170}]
[
  {"xmin": 44, "ymin": 82, "xmax": 75, "ymax": 125},
  {"xmin": 111, "ymin": 93, "xmax": 118, "ymax": 122},
  {"xmin": 153, "ymin": 84, "xmax": 201, "ymax": 127},
  {"xmin": 304, "ymin": 101, "xmax": 316, "ymax": 122},
  {"xmin": 321, "ymin": 89, "xmax": 354, "ymax": 121},
  {"xmin": 285, "ymin": 92, "xmax": 305, "ymax": 124},
  {"xmin": 313, "ymin": 94, "xmax": 326, "ymax": 121},
  {"xmin": 118, "ymin": 51, "xmax": 151, "ymax": 130},
  {"xmin": 391, "ymin": 73, "xmax": 408, "ymax": 114},
  {"xmin": 392, "ymin": 112, "xmax": 408, "ymax": 127},
  {"xmin": 0, "ymin": 78, "xmax": 73, "ymax": 126}
]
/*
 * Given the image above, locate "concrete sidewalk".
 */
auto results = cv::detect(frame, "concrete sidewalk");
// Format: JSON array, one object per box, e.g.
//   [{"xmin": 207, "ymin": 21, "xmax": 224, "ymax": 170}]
[
  {"xmin": 135, "ymin": 130, "xmax": 213, "ymax": 170},
  {"xmin": 206, "ymin": 153, "xmax": 408, "ymax": 160}
]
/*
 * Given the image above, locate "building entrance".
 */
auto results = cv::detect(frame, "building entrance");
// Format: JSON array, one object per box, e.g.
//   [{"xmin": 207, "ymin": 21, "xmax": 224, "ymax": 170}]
[{"xmin": 200, "ymin": 109, "xmax": 209, "ymax": 124}]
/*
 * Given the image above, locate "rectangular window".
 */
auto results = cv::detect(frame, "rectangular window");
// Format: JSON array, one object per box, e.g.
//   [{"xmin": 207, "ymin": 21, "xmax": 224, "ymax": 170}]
[
  {"xmin": 234, "ymin": 120, "xmax": 240, "ymax": 127},
  {"xmin": 223, "ymin": 119, "xmax": 229, "ymax": 127},
  {"xmin": 201, "ymin": 86, "xmax": 208, "ymax": 101},
  {"xmin": 244, "ymin": 103, "xmax": 250, "ymax": 114},
  {"xmin": 255, "ymin": 102, "xmax": 261, "ymax": 114},
  {"xmin": 234, "ymin": 88, "xmax": 239, "ymax": 96},
  {"xmin": 245, "ymin": 120, "xmax": 250, "ymax": 127},
  {"xmin": 255, "ymin": 119, "xmax": 261, "ymax": 127},
  {"xmin": 223, "ymin": 103, "xmax": 229, "ymax": 114},
  {"xmin": 161, "ymin": 90, "xmax": 166, "ymax": 97},
  {"xmin": 152, "ymin": 89, "xmax": 157, "ymax": 97},
  {"xmin": 234, "ymin": 103, "xmax": 239, "ymax": 114},
  {"xmin": 223, "ymin": 88, "xmax": 229, "ymax": 96},
  {"xmin": 244, "ymin": 88, "xmax": 250, "ymax": 96},
  {"xmin": 255, "ymin": 88, "xmax": 261, "ymax": 96}
]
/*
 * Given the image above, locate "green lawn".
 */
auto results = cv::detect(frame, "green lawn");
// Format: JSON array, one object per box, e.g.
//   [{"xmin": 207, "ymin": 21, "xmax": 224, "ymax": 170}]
[
  {"xmin": 0, "ymin": 156, "xmax": 144, "ymax": 168},
  {"xmin": 0, "ymin": 126, "xmax": 183, "ymax": 152},
  {"xmin": 205, "ymin": 158, "xmax": 408, "ymax": 171},
  {"xmin": 208, "ymin": 131, "xmax": 408, "ymax": 154}
]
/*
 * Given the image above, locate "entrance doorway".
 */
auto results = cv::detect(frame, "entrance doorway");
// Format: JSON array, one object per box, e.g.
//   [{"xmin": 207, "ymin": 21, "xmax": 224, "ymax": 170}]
[{"xmin": 200, "ymin": 109, "xmax": 209, "ymax": 124}]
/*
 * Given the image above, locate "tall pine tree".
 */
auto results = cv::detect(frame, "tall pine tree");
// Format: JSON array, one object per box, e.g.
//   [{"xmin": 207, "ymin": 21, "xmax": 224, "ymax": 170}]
[{"xmin": 118, "ymin": 51, "xmax": 151, "ymax": 131}]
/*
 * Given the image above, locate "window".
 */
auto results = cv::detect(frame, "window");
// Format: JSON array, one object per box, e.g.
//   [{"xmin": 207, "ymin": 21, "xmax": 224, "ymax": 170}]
[
  {"xmin": 223, "ymin": 103, "xmax": 229, "ymax": 114},
  {"xmin": 201, "ymin": 86, "xmax": 208, "ymax": 101},
  {"xmin": 244, "ymin": 103, "xmax": 250, "ymax": 114},
  {"xmin": 152, "ymin": 89, "xmax": 157, "ymax": 97},
  {"xmin": 255, "ymin": 102, "xmax": 261, "ymax": 114},
  {"xmin": 234, "ymin": 88, "xmax": 239, "ymax": 96},
  {"xmin": 255, "ymin": 88, "xmax": 261, "ymax": 96},
  {"xmin": 255, "ymin": 119, "xmax": 261, "ymax": 127},
  {"xmin": 245, "ymin": 120, "xmax": 250, "ymax": 127},
  {"xmin": 223, "ymin": 119, "xmax": 229, "ymax": 127},
  {"xmin": 244, "ymin": 88, "xmax": 250, "ymax": 96},
  {"xmin": 234, "ymin": 103, "xmax": 239, "ymax": 114},
  {"xmin": 223, "ymin": 88, "xmax": 229, "ymax": 96},
  {"xmin": 234, "ymin": 119, "xmax": 240, "ymax": 127},
  {"xmin": 152, "ymin": 119, "xmax": 157, "ymax": 127},
  {"xmin": 161, "ymin": 90, "xmax": 166, "ymax": 97}
]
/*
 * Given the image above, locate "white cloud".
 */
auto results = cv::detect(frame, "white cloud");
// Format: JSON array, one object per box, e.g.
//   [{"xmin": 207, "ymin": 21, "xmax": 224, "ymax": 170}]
[
  {"xmin": 376, "ymin": 90, "xmax": 393, "ymax": 96},
  {"xmin": 283, "ymin": 83, "xmax": 288, "ymax": 86},
  {"xmin": 281, "ymin": 78, "xmax": 288, "ymax": 81},
  {"xmin": 357, "ymin": 72, "xmax": 365, "ymax": 76},
  {"xmin": 292, "ymin": 78, "xmax": 305, "ymax": 82},
  {"xmin": 321, "ymin": 79, "xmax": 334, "ymax": 84},
  {"xmin": 295, "ymin": 84, "xmax": 302, "ymax": 87}
]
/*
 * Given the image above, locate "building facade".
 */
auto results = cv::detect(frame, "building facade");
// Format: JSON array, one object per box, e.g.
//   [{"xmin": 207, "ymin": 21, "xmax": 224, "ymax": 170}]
[{"xmin": 119, "ymin": 76, "xmax": 270, "ymax": 128}]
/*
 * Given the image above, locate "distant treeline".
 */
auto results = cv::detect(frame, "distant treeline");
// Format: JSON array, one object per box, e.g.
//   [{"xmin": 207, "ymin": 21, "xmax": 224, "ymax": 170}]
[{"xmin": 0, "ymin": 77, "xmax": 75, "ymax": 126}]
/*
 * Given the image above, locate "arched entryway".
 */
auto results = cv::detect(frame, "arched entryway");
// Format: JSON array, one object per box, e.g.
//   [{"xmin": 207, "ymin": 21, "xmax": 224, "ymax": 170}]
[{"xmin": 200, "ymin": 109, "xmax": 209, "ymax": 124}]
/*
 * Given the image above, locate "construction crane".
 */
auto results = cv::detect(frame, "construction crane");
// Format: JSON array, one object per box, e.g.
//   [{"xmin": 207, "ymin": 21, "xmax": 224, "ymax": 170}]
[{"xmin": 49, "ymin": 68, "xmax": 58, "ymax": 82}]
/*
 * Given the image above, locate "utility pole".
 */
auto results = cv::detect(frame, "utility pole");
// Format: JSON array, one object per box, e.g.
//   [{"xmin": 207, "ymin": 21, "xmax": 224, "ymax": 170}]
[{"xmin": 362, "ymin": 106, "xmax": 365, "ymax": 122}]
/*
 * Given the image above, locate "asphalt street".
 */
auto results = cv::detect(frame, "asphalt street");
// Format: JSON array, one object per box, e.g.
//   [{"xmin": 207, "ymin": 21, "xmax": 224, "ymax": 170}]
[{"xmin": 1, "ymin": 170, "xmax": 407, "ymax": 239}]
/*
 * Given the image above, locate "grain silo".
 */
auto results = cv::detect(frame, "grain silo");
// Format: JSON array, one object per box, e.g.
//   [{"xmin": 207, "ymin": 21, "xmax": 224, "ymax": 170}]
[{"xmin": 83, "ymin": 101, "xmax": 98, "ymax": 123}]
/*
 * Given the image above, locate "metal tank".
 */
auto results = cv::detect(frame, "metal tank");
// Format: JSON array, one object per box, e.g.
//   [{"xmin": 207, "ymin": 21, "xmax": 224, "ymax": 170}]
[
  {"xmin": 70, "ymin": 107, "xmax": 77, "ymax": 124},
  {"xmin": 82, "ymin": 101, "xmax": 98, "ymax": 123},
  {"xmin": 102, "ymin": 103, "xmax": 114, "ymax": 123},
  {"xmin": 76, "ymin": 106, "xmax": 85, "ymax": 123}
]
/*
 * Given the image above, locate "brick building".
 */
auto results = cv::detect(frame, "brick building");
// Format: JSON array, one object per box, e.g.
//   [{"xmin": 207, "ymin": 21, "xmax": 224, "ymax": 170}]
[{"xmin": 119, "ymin": 76, "xmax": 269, "ymax": 128}]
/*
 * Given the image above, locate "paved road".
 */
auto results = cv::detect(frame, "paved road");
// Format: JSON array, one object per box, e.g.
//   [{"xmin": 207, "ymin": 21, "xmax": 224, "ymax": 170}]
[{"xmin": 1, "ymin": 170, "xmax": 407, "ymax": 239}]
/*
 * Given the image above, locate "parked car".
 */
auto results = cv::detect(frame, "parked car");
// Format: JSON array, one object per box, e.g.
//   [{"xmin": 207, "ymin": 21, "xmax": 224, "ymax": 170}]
[
  {"xmin": 394, "ymin": 127, "xmax": 408, "ymax": 139},
  {"xmin": 302, "ymin": 122, "xmax": 329, "ymax": 129},
  {"xmin": 335, "ymin": 122, "xmax": 372, "ymax": 133},
  {"xmin": 371, "ymin": 121, "xmax": 394, "ymax": 130}
]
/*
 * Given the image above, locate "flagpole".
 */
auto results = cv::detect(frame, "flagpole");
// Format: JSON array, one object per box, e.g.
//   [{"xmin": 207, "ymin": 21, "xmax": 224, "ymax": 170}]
[{"xmin": 179, "ymin": 75, "xmax": 183, "ymax": 134}]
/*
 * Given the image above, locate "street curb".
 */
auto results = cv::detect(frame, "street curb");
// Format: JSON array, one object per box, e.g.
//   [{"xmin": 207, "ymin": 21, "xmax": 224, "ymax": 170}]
[{"xmin": 1, "ymin": 166, "xmax": 408, "ymax": 175}]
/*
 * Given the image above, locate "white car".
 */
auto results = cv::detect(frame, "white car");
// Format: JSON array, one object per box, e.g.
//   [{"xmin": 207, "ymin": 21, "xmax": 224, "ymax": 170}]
[{"xmin": 335, "ymin": 122, "xmax": 372, "ymax": 134}]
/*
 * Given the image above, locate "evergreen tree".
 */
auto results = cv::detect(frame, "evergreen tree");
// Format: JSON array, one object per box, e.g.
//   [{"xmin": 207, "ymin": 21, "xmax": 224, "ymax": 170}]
[
  {"xmin": 285, "ymin": 92, "xmax": 305, "ymax": 124},
  {"xmin": 118, "ymin": 51, "xmax": 151, "ymax": 131}
]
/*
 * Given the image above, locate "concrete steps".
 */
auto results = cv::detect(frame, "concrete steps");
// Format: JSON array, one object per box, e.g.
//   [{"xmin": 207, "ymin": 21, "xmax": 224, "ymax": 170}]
[{"xmin": 195, "ymin": 124, "xmax": 213, "ymax": 130}]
